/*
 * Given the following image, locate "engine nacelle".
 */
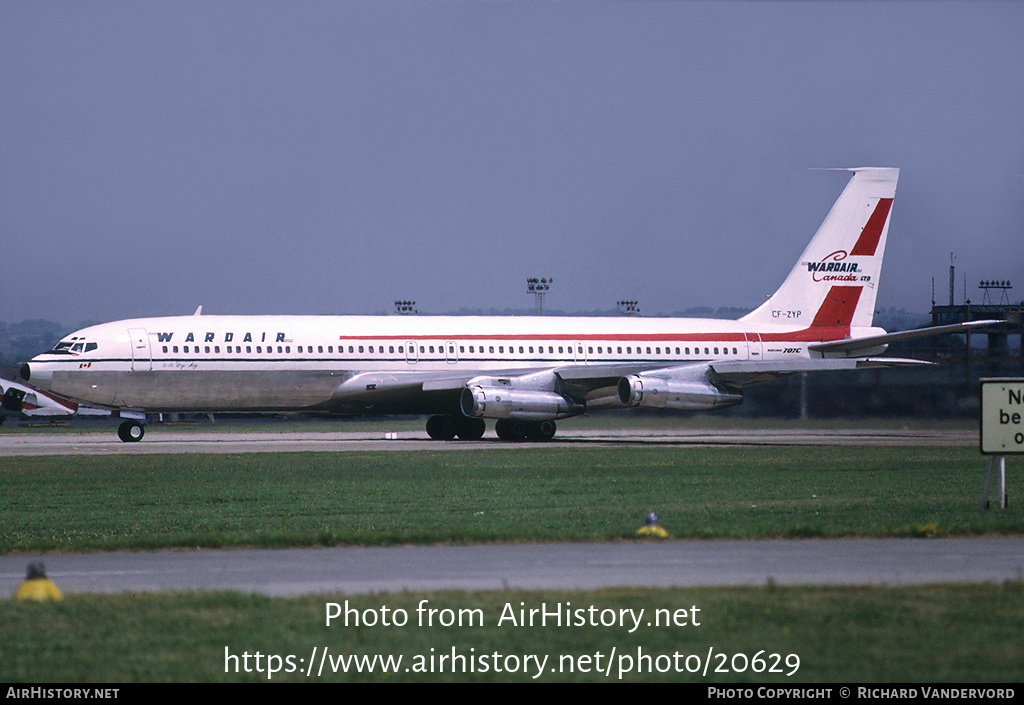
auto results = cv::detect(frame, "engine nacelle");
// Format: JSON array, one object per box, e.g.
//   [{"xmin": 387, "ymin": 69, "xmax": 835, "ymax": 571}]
[
  {"xmin": 460, "ymin": 385, "xmax": 584, "ymax": 421},
  {"xmin": 617, "ymin": 374, "xmax": 742, "ymax": 411}
]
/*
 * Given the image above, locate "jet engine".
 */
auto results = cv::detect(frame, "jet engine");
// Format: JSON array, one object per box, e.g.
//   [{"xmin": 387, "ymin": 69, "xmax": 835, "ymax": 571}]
[
  {"xmin": 617, "ymin": 374, "xmax": 742, "ymax": 411},
  {"xmin": 460, "ymin": 378, "xmax": 584, "ymax": 421}
]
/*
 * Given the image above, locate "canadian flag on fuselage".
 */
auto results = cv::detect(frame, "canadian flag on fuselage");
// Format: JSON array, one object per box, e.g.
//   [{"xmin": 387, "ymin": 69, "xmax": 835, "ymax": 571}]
[{"xmin": 741, "ymin": 167, "xmax": 898, "ymax": 331}]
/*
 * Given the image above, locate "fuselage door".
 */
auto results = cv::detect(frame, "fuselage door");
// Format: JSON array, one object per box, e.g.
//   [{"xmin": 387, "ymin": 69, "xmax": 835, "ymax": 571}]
[
  {"xmin": 129, "ymin": 328, "xmax": 152, "ymax": 372},
  {"xmin": 445, "ymin": 341, "xmax": 458, "ymax": 364},
  {"xmin": 745, "ymin": 332, "xmax": 763, "ymax": 361},
  {"xmin": 405, "ymin": 341, "xmax": 418, "ymax": 364}
]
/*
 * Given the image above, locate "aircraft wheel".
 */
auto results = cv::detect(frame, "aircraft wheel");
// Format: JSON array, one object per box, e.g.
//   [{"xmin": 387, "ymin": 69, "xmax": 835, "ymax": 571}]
[
  {"xmin": 117, "ymin": 420, "xmax": 145, "ymax": 443},
  {"xmin": 455, "ymin": 417, "xmax": 486, "ymax": 440},
  {"xmin": 425, "ymin": 415, "xmax": 457, "ymax": 440},
  {"xmin": 495, "ymin": 419, "xmax": 528, "ymax": 441},
  {"xmin": 526, "ymin": 420, "xmax": 556, "ymax": 441},
  {"xmin": 494, "ymin": 419, "xmax": 511, "ymax": 440}
]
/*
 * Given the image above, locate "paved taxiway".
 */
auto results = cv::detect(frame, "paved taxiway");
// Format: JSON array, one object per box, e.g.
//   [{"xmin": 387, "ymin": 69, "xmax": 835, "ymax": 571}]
[
  {"xmin": 2, "ymin": 538, "xmax": 1022, "ymax": 597},
  {"xmin": 0, "ymin": 426, "xmax": 978, "ymax": 456}
]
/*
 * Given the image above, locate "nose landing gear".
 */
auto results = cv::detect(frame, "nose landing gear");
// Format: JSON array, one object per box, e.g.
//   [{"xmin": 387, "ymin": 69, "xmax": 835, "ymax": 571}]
[{"xmin": 117, "ymin": 420, "xmax": 145, "ymax": 442}]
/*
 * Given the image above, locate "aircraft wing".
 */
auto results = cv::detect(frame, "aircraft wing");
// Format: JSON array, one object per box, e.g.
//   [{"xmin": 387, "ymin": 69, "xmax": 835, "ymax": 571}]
[
  {"xmin": 321, "ymin": 317, "xmax": 998, "ymax": 414},
  {"xmin": 327, "ymin": 364, "xmax": 659, "ymax": 413},
  {"xmin": 329, "ymin": 370, "xmax": 469, "ymax": 408},
  {"xmin": 326, "ymin": 351, "xmax": 943, "ymax": 414}
]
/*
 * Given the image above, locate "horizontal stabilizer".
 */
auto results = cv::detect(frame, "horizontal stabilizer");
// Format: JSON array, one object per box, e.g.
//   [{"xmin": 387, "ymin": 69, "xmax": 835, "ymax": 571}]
[
  {"xmin": 711, "ymin": 357, "xmax": 934, "ymax": 387},
  {"xmin": 808, "ymin": 319, "xmax": 1004, "ymax": 355}
]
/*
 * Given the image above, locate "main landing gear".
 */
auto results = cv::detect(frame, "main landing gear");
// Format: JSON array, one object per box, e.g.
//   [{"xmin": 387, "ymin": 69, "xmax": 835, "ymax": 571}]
[
  {"xmin": 495, "ymin": 419, "xmax": 556, "ymax": 441},
  {"xmin": 117, "ymin": 419, "xmax": 145, "ymax": 443},
  {"xmin": 424, "ymin": 415, "xmax": 556, "ymax": 441},
  {"xmin": 425, "ymin": 415, "xmax": 486, "ymax": 440}
]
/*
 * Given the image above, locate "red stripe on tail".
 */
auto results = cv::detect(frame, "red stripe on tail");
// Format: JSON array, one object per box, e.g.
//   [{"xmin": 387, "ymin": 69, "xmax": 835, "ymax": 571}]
[
  {"xmin": 811, "ymin": 286, "xmax": 863, "ymax": 328},
  {"xmin": 849, "ymin": 198, "xmax": 893, "ymax": 256}
]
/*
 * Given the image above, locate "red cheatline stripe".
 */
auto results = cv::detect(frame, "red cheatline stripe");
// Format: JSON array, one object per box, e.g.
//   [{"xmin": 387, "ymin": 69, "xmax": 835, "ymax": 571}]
[
  {"xmin": 339, "ymin": 333, "xmax": 751, "ymax": 343},
  {"xmin": 337, "ymin": 326, "xmax": 859, "ymax": 345},
  {"xmin": 849, "ymin": 198, "xmax": 893, "ymax": 256}
]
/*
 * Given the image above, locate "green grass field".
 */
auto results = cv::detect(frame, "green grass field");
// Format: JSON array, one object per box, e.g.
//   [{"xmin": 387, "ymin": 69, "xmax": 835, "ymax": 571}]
[
  {"xmin": 1, "ymin": 445, "xmax": 1020, "ymax": 554},
  {"xmin": 2, "ymin": 584, "xmax": 1022, "ymax": 682}
]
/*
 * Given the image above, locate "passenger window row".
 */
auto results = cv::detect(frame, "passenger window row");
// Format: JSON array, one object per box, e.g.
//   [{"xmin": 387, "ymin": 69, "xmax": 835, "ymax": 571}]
[{"xmin": 156, "ymin": 343, "xmax": 741, "ymax": 358}]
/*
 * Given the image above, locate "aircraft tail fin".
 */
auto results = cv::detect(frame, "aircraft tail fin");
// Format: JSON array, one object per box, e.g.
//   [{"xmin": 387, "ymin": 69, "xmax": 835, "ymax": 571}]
[{"xmin": 740, "ymin": 167, "xmax": 899, "ymax": 330}]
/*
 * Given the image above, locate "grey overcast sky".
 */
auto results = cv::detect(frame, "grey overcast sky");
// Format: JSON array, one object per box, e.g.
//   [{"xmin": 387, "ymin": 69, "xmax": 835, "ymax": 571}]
[{"xmin": 2, "ymin": 1, "xmax": 1022, "ymax": 325}]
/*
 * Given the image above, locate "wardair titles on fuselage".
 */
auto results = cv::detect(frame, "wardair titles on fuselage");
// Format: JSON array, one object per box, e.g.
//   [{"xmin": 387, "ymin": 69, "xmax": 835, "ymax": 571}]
[{"xmin": 155, "ymin": 331, "xmax": 289, "ymax": 344}]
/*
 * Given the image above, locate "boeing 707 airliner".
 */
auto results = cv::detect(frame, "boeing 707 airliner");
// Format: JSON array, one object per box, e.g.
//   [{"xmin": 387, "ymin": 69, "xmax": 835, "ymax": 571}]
[{"xmin": 20, "ymin": 168, "xmax": 997, "ymax": 442}]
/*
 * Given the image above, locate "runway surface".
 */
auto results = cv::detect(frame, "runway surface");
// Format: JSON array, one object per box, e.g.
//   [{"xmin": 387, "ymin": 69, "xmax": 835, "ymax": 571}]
[
  {"xmin": 2, "ymin": 537, "xmax": 1021, "ymax": 597},
  {"xmin": 0, "ymin": 426, "xmax": 978, "ymax": 456}
]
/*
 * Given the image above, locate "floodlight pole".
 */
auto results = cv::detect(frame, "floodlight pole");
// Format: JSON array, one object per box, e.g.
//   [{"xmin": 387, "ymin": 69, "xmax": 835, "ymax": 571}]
[
  {"xmin": 526, "ymin": 278, "xmax": 552, "ymax": 315},
  {"xmin": 979, "ymin": 279, "xmax": 1013, "ymax": 306},
  {"xmin": 394, "ymin": 300, "xmax": 417, "ymax": 315},
  {"xmin": 617, "ymin": 300, "xmax": 640, "ymax": 316}
]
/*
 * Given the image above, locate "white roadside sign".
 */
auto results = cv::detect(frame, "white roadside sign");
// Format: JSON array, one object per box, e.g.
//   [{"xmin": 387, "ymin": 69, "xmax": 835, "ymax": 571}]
[{"xmin": 980, "ymin": 378, "xmax": 1024, "ymax": 455}]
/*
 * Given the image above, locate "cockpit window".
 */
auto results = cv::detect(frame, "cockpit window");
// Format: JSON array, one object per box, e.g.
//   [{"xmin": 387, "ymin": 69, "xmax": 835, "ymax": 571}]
[{"xmin": 49, "ymin": 340, "xmax": 97, "ymax": 354}]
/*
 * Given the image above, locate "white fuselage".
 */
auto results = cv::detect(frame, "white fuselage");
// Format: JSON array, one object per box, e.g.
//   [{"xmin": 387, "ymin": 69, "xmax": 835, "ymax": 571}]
[{"xmin": 24, "ymin": 314, "xmax": 876, "ymax": 414}]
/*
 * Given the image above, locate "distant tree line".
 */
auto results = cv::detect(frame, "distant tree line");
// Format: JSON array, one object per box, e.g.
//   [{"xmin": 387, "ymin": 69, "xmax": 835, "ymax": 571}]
[{"xmin": 0, "ymin": 320, "xmax": 71, "ymax": 369}]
